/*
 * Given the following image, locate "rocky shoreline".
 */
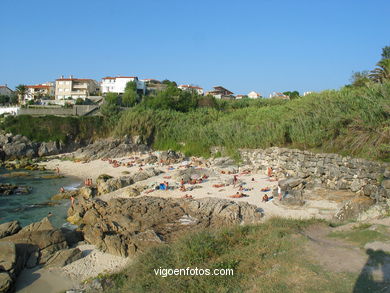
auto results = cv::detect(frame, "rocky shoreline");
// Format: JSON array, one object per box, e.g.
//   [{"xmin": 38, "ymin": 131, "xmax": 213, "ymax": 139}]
[{"xmin": 1, "ymin": 134, "xmax": 390, "ymax": 292}]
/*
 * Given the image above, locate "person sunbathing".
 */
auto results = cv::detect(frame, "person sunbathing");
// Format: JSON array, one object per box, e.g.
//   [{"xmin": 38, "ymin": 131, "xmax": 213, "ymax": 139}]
[
  {"xmin": 261, "ymin": 187, "xmax": 271, "ymax": 192},
  {"xmin": 182, "ymin": 194, "xmax": 193, "ymax": 199},
  {"xmin": 229, "ymin": 192, "xmax": 245, "ymax": 198},
  {"xmin": 262, "ymin": 194, "xmax": 269, "ymax": 202},
  {"xmin": 190, "ymin": 179, "xmax": 197, "ymax": 185},
  {"xmin": 213, "ymin": 184, "xmax": 225, "ymax": 188}
]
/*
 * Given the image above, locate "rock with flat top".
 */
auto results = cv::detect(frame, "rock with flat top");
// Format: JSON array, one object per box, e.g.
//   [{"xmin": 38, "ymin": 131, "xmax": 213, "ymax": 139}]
[{"xmin": 0, "ymin": 221, "xmax": 21, "ymax": 239}]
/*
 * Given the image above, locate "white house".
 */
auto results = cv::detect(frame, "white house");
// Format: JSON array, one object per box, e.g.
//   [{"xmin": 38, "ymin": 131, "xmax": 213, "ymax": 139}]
[
  {"xmin": 24, "ymin": 82, "xmax": 55, "ymax": 101},
  {"xmin": 247, "ymin": 91, "xmax": 261, "ymax": 99},
  {"xmin": 177, "ymin": 84, "xmax": 204, "ymax": 95},
  {"xmin": 101, "ymin": 76, "xmax": 146, "ymax": 95},
  {"xmin": 0, "ymin": 85, "xmax": 13, "ymax": 97},
  {"xmin": 269, "ymin": 92, "xmax": 289, "ymax": 99}
]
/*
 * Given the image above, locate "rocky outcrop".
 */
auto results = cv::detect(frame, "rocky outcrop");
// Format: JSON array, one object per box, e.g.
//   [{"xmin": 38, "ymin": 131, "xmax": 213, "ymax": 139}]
[
  {"xmin": 0, "ymin": 241, "xmax": 20, "ymax": 293},
  {"xmin": 0, "ymin": 184, "xmax": 31, "ymax": 196},
  {"xmin": 240, "ymin": 147, "xmax": 390, "ymax": 201},
  {"xmin": 0, "ymin": 221, "xmax": 21, "ymax": 239},
  {"xmin": 72, "ymin": 137, "xmax": 150, "ymax": 160},
  {"xmin": 334, "ymin": 196, "xmax": 376, "ymax": 221},
  {"xmin": 68, "ymin": 196, "xmax": 263, "ymax": 257},
  {"xmin": 96, "ymin": 168, "xmax": 162, "ymax": 195},
  {"xmin": 45, "ymin": 248, "xmax": 83, "ymax": 268},
  {"xmin": 0, "ymin": 217, "xmax": 84, "ymax": 292},
  {"xmin": 0, "ymin": 132, "xmax": 82, "ymax": 160}
]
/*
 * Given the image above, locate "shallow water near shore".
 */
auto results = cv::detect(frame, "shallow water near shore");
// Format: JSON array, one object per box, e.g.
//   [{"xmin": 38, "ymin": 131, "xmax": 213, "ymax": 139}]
[{"xmin": 0, "ymin": 169, "xmax": 82, "ymax": 227}]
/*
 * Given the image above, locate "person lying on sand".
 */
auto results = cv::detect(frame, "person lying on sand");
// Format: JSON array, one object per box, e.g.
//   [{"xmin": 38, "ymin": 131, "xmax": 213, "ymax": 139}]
[
  {"xmin": 262, "ymin": 194, "xmax": 274, "ymax": 202},
  {"xmin": 229, "ymin": 192, "xmax": 247, "ymax": 198},
  {"xmin": 213, "ymin": 184, "xmax": 225, "ymax": 188},
  {"xmin": 261, "ymin": 187, "xmax": 271, "ymax": 192},
  {"xmin": 182, "ymin": 194, "xmax": 193, "ymax": 199}
]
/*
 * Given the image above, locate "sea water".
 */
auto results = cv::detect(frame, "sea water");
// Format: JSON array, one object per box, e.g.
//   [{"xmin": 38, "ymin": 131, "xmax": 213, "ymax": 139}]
[{"xmin": 0, "ymin": 169, "xmax": 82, "ymax": 228}]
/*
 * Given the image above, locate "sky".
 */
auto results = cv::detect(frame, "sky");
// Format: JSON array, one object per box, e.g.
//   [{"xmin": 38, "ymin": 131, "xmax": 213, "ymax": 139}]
[{"xmin": 1, "ymin": 0, "xmax": 389, "ymax": 96}]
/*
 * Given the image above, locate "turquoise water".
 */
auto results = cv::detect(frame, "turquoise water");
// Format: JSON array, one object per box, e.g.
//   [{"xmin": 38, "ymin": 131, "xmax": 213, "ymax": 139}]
[{"xmin": 0, "ymin": 169, "xmax": 82, "ymax": 227}]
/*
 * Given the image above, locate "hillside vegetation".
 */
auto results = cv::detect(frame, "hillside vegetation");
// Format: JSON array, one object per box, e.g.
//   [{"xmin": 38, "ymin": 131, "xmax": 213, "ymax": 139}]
[
  {"xmin": 0, "ymin": 115, "xmax": 109, "ymax": 143},
  {"xmin": 114, "ymin": 82, "xmax": 390, "ymax": 161},
  {"xmin": 1, "ymin": 82, "xmax": 389, "ymax": 161}
]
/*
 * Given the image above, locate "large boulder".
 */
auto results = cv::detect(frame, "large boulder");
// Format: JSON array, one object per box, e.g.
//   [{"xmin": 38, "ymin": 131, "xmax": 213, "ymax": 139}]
[
  {"xmin": 45, "ymin": 248, "xmax": 83, "ymax": 268},
  {"xmin": 0, "ymin": 217, "xmax": 68, "ymax": 266},
  {"xmin": 334, "ymin": 196, "xmax": 375, "ymax": 221},
  {"xmin": 72, "ymin": 196, "xmax": 263, "ymax": 257},
  {"xmin": 0, "ymin": 272, "xmax": 12, "ymax": 293},
  {"xmin": 0, "ymin": 221, "xmax": 21, "ymax": 239},
  {"xmin": 38, "ymin": 141, "xmax": 60, "ymax": 157}
]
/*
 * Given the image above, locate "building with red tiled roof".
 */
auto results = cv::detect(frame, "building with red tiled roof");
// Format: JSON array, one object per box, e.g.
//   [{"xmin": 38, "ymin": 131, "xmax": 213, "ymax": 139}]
[
  {"xmin": 178, "ymin": 84, "xmax": 204, "ymax": 95},
  {"xmin": 25, "ymin": 82, "xmax": 55, "ymax": 101},
  {"xmin": 206, "ymin": 86, "xmax": 234, "ymax": 99}
]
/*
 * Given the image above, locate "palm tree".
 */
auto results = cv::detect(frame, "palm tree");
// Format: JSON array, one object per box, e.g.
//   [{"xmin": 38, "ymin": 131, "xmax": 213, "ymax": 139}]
[
  {"xmin": 15, "ymin": 84, "xmax": 27, "ymax": 104},
  {"xmin": 369, "ymin": 59, "xmax": 390, "ymax": 83}
]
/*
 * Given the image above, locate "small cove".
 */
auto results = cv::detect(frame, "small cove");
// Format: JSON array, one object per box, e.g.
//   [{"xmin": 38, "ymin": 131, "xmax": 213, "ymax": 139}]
[{"xmin": 0, "ymin": 169, "xmax": 82, "ymax": 227}]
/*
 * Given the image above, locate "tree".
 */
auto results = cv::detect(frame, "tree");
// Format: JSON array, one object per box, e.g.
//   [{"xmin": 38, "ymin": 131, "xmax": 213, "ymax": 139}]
[
  {"xmin": 15, "ymin": 85, "xmax": 27, "ymax": 104},
  {"xmin": 75, "ymin": 98, "xmax": 84, "ymax": 105},
  {"xmin": 381, "ymin": 46, "xmax": 390, "ymax": 60},
  {"xmin": 105, "ymin": 92, "xmax": 121, "ymax": 105},
  {"xmin": 283, "ymin": 91, "xmax": 300, "ymax": 99},
  {"xmin": 122, "ymin": 81, "xmax": 139, "ymax": 107},
  {"xmin": 161, "ymin": 79, "xmax": 177, "ymax": 87},
  {"xmin": 369, "ymin": 59, "xmax": 390, "ymax": 83},
  {"xmin": 350, "ymin": 71, "xmax": 370, "ymax": 87}
]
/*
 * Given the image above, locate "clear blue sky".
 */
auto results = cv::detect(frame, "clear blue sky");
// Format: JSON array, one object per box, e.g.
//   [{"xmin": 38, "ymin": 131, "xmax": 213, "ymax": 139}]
[{"xmin": 1, "ymin": 0, "xmax": 389, "ymax": 96}]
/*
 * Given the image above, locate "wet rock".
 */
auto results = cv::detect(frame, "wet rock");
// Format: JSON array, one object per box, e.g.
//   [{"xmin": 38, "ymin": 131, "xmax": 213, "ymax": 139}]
[
  {"xmin": 0, "ymin": 184, "xmax": 31, "ymax": 196},
  {"xmin": 0, "ymin": 221, "xmax": 21, "ymax": 239}
]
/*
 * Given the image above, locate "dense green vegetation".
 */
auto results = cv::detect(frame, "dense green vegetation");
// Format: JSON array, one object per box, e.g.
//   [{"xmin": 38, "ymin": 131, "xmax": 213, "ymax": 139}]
[
  {"xmin": 2, "ymin": 82, "xmax": 389, "ymax": 161},
  {"xmin": 114, "ymin": 82, "xmax": 390, "ymax": 161},
  {"xmin": 98, "ymin": 218, "xmax": 359, "ymax": 293},
  {"xmin": 0, "ymin": 115, "xmax": 108, "ymax": 142}
]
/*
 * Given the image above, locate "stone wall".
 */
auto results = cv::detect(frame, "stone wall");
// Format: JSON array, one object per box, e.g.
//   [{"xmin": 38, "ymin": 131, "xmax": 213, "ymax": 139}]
[
  {"xmin": 240, "ymin": 147, "xmax": 390, "ymax": 201},
  {"xmin": 18, "ymin": 105, "xmax": 98, "ymax": 116}
]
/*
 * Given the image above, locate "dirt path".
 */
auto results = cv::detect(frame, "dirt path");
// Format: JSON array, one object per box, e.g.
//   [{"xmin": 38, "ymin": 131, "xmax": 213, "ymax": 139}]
[{"xmin": 302, "ymin": 222, "xmax": 390, "ymax": 291}]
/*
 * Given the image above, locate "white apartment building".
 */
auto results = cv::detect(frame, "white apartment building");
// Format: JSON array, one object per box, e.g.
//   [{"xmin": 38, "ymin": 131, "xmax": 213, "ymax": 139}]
[
  {"xmin": 101, "ymin": 76, "xmax": 146, "ymax": 94},
  {"xmin": 177, "ymin": 84, "xmax": 204, "ymax": 95},
  {"xmin": 24, "ymin": 82, "xmax": 55, "ymax": 101},
  {"xmin": 55, "ymin": 76, "xmax": 98, "ymax": 100}
]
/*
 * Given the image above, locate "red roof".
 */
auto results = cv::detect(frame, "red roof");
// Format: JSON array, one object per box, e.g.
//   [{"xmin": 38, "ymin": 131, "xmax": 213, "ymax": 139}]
[
  {"xmin": 102, "ymin": 76, "xmax": 138, "ymax": 80},
  {"xmin": 56, "ymin": 78, "xmax": 93, "ymax": 81},
  {"xmin": 179, "ymin": 85, "xmax": 203, "ymax": 90},
  {"xmin": 26, "ymin": 85, "xmax": 50, "ymax": 88}
]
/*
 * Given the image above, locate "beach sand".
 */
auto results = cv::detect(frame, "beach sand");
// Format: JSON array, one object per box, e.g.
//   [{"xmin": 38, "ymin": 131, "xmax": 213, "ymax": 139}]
[{"xmin": 31, "ymin": 153, "xmax": 345, "ymax": 292}]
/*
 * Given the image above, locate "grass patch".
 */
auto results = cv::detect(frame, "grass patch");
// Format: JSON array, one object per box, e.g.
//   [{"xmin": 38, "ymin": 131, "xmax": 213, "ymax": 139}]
[
  {"xmin": 328, "ymin": 224, "xmax": 390, "ymax": 247},
  {"xmin": 99, "ymin": 218, "xmax": 360, "ymax": 293}
]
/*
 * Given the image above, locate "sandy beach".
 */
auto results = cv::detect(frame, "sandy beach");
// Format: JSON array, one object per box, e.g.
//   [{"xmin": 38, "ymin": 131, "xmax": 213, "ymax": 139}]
[{"xmin": 44, "ymin": 154, "xmax": 343, "ymax": 221}]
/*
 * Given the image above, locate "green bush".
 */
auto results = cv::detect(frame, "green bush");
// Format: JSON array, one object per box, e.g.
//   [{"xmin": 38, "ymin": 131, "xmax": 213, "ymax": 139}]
[{"xmin": 114, "ymin": 82, "xmax": 390, "ymax": 161}]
